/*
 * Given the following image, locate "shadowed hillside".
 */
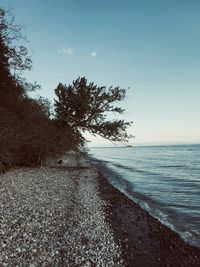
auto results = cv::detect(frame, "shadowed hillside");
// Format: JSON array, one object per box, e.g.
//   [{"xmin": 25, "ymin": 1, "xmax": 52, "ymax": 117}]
[
  {"xmin": 0, "ymin": 7, "xmax": 131, "ymax": 173},
  {"xmin": 0, "ymin": 8, "xmax": 77, "ymax": 172}
]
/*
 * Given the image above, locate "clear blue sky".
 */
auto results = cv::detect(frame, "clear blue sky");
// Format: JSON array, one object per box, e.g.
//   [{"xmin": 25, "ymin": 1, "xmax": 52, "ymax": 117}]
[{"xmin": 2, "ymin": 0, "xmax": 200, "ymax": 145}]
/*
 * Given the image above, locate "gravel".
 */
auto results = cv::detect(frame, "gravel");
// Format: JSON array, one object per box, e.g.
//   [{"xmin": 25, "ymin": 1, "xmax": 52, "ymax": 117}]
[{"xmin": 0, "ymin": 157, "xmax": 123, "ymax": 266}]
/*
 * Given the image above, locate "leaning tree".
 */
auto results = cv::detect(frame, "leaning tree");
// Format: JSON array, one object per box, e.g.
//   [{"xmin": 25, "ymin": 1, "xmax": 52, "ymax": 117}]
[{"xmin": 54, "ymin": 77, "xmax": 133, "ymax": 146}]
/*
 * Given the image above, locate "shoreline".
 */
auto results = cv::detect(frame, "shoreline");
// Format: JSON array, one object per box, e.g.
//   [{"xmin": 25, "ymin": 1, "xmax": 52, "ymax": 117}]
[
  {"xmin": 91, "ymin": 161, "xmax": 200, "ymax": 266},
  {"xmin": 1, "ymin": 152, "xmax": 200, "ymax": 266}
]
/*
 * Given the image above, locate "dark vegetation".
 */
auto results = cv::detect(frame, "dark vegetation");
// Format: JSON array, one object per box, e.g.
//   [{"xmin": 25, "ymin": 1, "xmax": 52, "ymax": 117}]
[
  {"xmin": 0, "ymin": 7, "xmax": 132, "ymax": 173},
  {"xmin": 54, "ymin": 77, "xmax": 133, "ymax": 146},
  {"xmin": 0, "ymin": 8, "xmax": 74, "ymax": 172}
]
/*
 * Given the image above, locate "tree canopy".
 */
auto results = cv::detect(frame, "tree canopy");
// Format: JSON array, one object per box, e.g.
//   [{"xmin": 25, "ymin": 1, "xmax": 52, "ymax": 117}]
[
  {"xmin": 0, "ymin": 6, "xmax": 133, "ymax": 173},
  {"xmin": 0, "ymin": 7, "xmax": 75, "ymax": 171},
  {"xmin": 0, "ymin": 8, "xmax": 32, "ymax": 73},
  {"xmin": 0, "ymin": 7, "xmax": 40, "ymax": 100},
  {"xmin": 54, "ymin": 77, "xmax": 133, "ymax": 145}
]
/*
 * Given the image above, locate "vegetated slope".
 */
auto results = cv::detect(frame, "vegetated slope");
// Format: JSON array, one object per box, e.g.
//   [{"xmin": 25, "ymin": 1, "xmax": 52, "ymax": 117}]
[{"xmin": 0, "ymin": 7, "xmax": 76, "ymax": 172}]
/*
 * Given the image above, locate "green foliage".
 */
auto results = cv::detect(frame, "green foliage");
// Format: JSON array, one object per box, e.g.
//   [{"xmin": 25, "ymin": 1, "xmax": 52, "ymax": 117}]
[{"xmin": 54, "ymin": 77, "xmax": 133, "ymax": 145}]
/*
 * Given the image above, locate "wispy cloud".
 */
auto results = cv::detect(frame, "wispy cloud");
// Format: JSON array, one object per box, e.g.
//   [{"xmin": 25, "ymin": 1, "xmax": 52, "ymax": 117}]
[
  {"xmin": 58, "ymin": 46, "xmax": 74, "ymax": 55},
  {"xmin": 90, "ymin": 50, "xmax": 97, "ymax": 57}
]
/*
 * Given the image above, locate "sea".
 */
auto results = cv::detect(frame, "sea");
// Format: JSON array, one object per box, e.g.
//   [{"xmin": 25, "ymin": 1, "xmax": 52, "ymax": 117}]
[{"xmin": 89, "ymin": 144, "xmax": 200, "ymax": 248}]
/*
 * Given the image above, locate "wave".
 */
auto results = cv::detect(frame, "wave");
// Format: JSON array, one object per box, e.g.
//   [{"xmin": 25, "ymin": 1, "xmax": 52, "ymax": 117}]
[
  {"xmin": 108, "ymin": 162, "xmax": 161, "ymax": 177},
  {"xmin": 158, "ymin": 164, "xmax": 186, "ymax": 168},
  {"xmin": 88, "ymin": 151, "xmax": 200, "ymax": 247},
  {"xmin": 111, "ymin": 175, "xmax": 200, "ymax": 248}
]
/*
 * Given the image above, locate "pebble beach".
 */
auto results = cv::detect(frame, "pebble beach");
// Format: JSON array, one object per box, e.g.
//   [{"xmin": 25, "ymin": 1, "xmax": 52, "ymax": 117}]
[{"xmin": 0, "ymin": 153, "xmax": 200, "ymax": 266}]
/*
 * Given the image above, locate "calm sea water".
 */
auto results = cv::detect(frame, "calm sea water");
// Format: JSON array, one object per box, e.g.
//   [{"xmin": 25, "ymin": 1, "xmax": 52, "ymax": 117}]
[{"xmin": 89, "ymin": 145, "xmax": 200, "ymax": 248}]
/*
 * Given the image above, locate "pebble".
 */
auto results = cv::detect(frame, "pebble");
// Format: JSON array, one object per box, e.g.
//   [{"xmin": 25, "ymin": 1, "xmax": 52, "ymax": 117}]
[{"xmin": 0, "ymin": 157, "xmax": 124, "ymax": 266}]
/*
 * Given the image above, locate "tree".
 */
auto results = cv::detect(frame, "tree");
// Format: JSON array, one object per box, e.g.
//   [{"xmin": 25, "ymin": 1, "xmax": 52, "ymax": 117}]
[
  {"xmin": 0, "ymin": 7, "xmax": 40, "ymax": 101},
  {"xmin": 0, "ymin": 8, "xmax": 32, "ymax": 73},
  {"xmin": 0, "ymin": 7, "xmax": 73, "ymax": 171},
  {"xmin": 54, "ymin": 77, "xmax": 133, "ymax": 146}
]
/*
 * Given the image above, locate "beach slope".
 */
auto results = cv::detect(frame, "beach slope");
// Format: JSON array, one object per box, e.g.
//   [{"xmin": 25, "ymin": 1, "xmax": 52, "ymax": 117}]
[
  {"xmin": 0, "ymin": 155, "xmax": 122, "ymax": 266},
  {"xmin": 0, "ymin": 153, "xmax": 200, "ymax": 266}
]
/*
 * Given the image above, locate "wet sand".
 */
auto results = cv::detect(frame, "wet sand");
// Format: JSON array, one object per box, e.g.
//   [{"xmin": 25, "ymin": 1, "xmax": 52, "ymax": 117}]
[{"xmin": 97, "ymin": 170, "xmax": 200, "ymax": 266}]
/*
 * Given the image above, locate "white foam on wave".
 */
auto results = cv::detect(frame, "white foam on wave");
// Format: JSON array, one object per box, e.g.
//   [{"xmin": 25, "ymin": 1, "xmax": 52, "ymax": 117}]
[{"xmin": 111, "ymin": 180, "xmax": 200, "ymax": 248}]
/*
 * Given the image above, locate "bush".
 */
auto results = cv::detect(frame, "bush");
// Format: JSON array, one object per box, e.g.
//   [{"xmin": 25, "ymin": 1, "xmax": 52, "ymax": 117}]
[{"xmin": 0, "ymin": 96, "xmax": 77, "ymax": 172}]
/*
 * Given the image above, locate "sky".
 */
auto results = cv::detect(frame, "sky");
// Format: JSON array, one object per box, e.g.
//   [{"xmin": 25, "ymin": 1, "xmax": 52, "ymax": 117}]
[{"xmin": 1, "ymin": 0, "xmax": 200, "ymax": 146}]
